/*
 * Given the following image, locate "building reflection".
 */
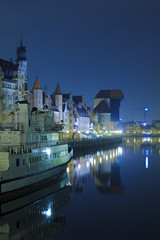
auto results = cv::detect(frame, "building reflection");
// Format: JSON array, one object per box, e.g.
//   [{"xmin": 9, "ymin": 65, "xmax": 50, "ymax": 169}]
[
  {"xmin": 123, "ymin": 137, "xmax": 160, "ymax": 151},
  {"xmin": 0, "ymin": 174, "xmax": 72, "ymax": 240},
  {"xmin": 123, "ymin": 137, "xmax": 160, "ymax": 169},
  {"xmin": 67, "ymin": 147, "xmax": 124, "ymax": 195}
]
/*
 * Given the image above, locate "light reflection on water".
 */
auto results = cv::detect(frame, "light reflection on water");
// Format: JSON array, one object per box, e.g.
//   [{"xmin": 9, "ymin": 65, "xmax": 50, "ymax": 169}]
[
  {"xmin": 0, "ymin": 174, "xmax": 72, "ymax": 240},
  {"xmin": 1, "ymin": 138, "xmax": 160, "ymax": 239},
  {"xmin": 60, "ymin": 137, "xmax": 160, "ymax": 240},
  {"xmin": 67, "ymin": 146, "xmax": 124, "ymax": 195}
]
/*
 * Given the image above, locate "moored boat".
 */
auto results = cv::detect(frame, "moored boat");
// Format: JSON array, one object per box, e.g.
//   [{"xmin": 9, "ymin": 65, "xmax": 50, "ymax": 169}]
[{"xmin": 0, "ymin": 101, "xmax": 73, "ymax": 201}]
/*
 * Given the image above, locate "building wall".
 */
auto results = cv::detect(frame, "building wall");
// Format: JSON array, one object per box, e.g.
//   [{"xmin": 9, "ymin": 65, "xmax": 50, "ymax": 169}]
[
  {"xmin": 53, "ymin": 111, "xmax": 59, "ymax": 123},
  {"xmin": 33, "ymin": 90, "xmax": 43, "ymax": 110},
  {"xmin": 55, "ymin": 95, "xmax": 62, "ymax": 122},
  {"xmin": 1, "ymin": 80, "xmax": 18, "ymax": 121},
  {"xmin": 44, "ymin": 94, "xmax": 52, "ymax": 109},
  {"xmin": 94, "ymin": 97, "xmax": 121, "ymax": 125},
  {"xmin": 78, "ymin": 116, "xmax": 90, "ymax": 133},
  {"xmin": 98, "ymin": 113, "xmax": 111, "ymax": 132}
]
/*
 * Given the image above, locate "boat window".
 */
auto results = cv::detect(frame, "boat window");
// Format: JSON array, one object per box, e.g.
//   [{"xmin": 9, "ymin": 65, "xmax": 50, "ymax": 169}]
[
  {"xmin": 16, "ymin": 159, "xmax": 19, "ymax": 167},
  {"xmin": 16, "ymin": 220, "xmax": 20, "ymax": 229}
]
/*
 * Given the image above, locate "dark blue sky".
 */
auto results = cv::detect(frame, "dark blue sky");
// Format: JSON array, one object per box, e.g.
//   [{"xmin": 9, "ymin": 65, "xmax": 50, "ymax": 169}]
[{"xmin": 1, "ymin": 0, "xmax": 160, "ymax": 122}]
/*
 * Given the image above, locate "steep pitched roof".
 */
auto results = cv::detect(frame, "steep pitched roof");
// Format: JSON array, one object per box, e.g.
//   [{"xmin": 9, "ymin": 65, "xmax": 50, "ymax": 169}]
[
  {"xmin": 54, "ymin": 83, "xmax": 62, "ymax": 95},
  {"xmin": 95, "ymin": 90, "xmax": 124, "ymax": 99},
  {"xmin": 94, "ymin": 101, "xmax": 110, "ymax": 113},
  {"xmin": 0, "ymin": 59, "xmax": 18, "ymax": 79},
  {"xmin": 73, "ymin": 96, "xmax": 84, "ymax": 104},
  {"xmin": 32, "ymin": 77, "xmax": 42, "ymax": 90},
  {"xmin": 0, "ymin": 59, "xmax": 17, "ymax": 71},
  {"xmin": 63, "ymin": 93, "xmax": 72, "ymax": 102},
  {"xmin": 77, "ymin": 107, "xmax": 89, "ymax": 117}
]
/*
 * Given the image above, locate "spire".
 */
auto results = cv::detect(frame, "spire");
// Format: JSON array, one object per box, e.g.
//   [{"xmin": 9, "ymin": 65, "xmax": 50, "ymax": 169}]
[
  {"xmin": 54, "ymin": 83, "xmax": 62, "ymax": 95},
  {"xmin": 32, "ymin": 77, "xmax": 42, "ymax": 90},
  {"xmin": 16, "ymin": 34, "xmax": 26, "ymax": 62}
]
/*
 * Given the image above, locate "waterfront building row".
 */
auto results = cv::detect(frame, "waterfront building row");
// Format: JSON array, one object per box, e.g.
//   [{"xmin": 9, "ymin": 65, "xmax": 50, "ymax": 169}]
[{"xmin": 0, "ymin": 41, "xmax": 124, "ymax": 138}]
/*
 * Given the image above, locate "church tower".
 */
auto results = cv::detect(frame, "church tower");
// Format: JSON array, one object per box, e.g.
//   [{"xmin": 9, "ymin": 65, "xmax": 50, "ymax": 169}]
[
  {"xmin": 54, "ymin": 83, "xmax": 62, "ymax": 122},
  {"xmin": 16, "ymin": 36, "xmax": 28, "ymax": 91},
  {"xmin": 32, "ymin": 77, "xmax": 43, "ymax": 110}
]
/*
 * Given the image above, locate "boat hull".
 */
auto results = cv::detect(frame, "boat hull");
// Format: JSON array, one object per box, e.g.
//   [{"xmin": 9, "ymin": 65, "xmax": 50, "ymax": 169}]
[{"xmin": 0, "ymin": 150, "xmax": 73, "ymax": 203}]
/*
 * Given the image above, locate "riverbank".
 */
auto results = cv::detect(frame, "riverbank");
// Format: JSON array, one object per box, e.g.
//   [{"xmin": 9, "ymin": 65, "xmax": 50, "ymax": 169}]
[
  {"xmin": 68, "ymin": 136, "xmax": 122, "ymax": 156},
  {"xmin": 122, "ymin": 134, "xmax": 160, "ymax": 138}
]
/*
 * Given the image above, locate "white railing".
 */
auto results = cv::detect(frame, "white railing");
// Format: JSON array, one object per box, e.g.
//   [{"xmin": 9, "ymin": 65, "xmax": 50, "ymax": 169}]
[{"xmin": 0, "ymin": 140, "xmax": 68, "ymax": 154}]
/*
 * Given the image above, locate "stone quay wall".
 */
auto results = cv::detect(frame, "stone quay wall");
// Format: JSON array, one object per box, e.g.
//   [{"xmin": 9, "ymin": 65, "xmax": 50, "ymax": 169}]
[{"xmin": 68, "ymin": 136, "xmax": 122, "ymax": 154}]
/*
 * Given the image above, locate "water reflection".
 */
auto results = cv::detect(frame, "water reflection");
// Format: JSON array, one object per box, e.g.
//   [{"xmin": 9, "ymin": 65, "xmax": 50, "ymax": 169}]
[
  {"xmin": 123, "ymin": 137, "xmax": 160, "ymax": 150},
  {"xmin": 123, "ymin": 137, "xmax": 160, "ymax": 169},
  {"xmin": 67, "ymin": 146, "xmax": 124, "ymax": 195},
  {"xmin": 0, "ymin": 174, "xmax": 72, "ymax": 240},
  {"xmin": 143, "ymin": 149, "xmax": 150, "ymax": 169}
]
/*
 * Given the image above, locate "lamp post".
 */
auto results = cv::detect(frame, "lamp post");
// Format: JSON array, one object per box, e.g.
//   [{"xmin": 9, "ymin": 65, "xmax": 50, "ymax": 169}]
[{"xmin": 144, "ymin": 107, "xmax": 149, "ymax": 123}]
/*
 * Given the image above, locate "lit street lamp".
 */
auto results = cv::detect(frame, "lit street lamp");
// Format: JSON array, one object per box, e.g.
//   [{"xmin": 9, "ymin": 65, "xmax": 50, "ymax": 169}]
[{"xmin": 144, "ymin": 107, "xmax": 149, "ymax": 123}]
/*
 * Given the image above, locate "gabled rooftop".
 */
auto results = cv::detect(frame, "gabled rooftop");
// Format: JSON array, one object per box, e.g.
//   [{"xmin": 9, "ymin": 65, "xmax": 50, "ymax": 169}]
[
  {"xmin": 63, "ymin": 94, "xmax": 70, "ymax": 101},
  {"xmin": 95, "ymin": 90, "xmax": 124, "ymax": 99},
  {"xmin": 94, "ymin": 101, "xmax": 110, "ymax": 113},
  {"xmin": 73, "ymin": 96, "xmax": 84, "ymax": 104}
]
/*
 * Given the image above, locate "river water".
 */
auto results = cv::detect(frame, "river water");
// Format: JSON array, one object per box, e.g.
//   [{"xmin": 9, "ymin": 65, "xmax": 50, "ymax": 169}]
[{"xmin": 1, "ymin": 137, "xmax": 160, "ymax": 239}]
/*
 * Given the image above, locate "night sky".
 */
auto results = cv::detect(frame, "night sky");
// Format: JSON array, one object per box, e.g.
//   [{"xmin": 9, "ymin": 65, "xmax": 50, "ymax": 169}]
[{"xmin": 1, "ymin": 0, "xmax": 160, "ymax": 122}]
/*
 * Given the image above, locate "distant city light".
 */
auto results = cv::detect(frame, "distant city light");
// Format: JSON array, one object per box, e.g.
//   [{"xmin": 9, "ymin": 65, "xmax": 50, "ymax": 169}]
[{"xmin": 144, "ymin": 107, "xmax": 149, "ymax": 111}]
